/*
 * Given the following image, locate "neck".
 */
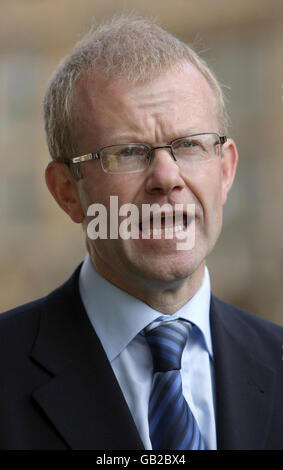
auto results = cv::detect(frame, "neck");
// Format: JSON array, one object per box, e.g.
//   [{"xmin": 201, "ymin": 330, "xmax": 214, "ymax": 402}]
[{"xmin": 88, "ymin": 248, "xmax": 205, "ymax": 314}]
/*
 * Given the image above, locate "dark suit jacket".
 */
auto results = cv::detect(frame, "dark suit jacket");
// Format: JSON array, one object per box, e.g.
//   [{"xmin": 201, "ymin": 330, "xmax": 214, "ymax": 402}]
[{"xmin": 0, "ymin": 264, "xmax": 283, "ymax": 450}]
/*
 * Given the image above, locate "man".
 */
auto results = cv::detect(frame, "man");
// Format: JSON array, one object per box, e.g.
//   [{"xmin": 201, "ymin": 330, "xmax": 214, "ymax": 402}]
[{"xmin": 0, "ymin": 16, "xmax": 283, "ymax": 450}]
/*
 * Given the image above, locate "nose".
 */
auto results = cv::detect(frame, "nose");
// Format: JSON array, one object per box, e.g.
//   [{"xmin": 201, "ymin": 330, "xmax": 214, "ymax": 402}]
[{"xmin": 144, "ymin": 148, "xmax": 186, "ymax": 196}]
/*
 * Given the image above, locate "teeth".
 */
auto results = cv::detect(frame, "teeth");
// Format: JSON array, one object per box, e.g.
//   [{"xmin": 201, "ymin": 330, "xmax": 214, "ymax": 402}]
[{"xmin": 142, "ymin": 225, "xmax": 185, "ymax": 236}]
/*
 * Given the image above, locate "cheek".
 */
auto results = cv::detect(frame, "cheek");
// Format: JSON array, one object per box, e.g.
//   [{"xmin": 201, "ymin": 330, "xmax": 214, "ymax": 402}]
[
  {"xmin": 79, "ymin": 171, "xmax": 142, "ymax": 218},
  {"xmin": 202, "ymin": 168, "xmax": 224, "ymax": 237},
  {"xmin": 204, "ymin": 175, "xmax": 223, "ymax": 222},
  {"xmin": 79, "ymin": 172, "xmax": 112, "ymax": 209},
  {"xmin": 183, "ymin": 163, "xmax": 223, "ymax": 221}
]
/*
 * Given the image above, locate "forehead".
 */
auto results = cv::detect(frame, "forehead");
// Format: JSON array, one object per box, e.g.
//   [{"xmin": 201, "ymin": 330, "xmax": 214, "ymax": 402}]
[{"xmin": 74, "ymin": 62, "xmax": 218, "ymax": 147}]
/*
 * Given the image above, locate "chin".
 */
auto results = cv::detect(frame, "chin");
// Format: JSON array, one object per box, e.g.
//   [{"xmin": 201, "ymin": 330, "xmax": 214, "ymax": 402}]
[{"xmin": 132, "ymin": 251, "xmax": 204, "ymax": 285}]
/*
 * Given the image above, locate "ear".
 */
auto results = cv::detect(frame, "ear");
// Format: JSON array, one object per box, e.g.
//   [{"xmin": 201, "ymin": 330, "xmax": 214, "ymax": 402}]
[
  {"xmin": 221, "ymin": 138, "xmax": 238, "ymax": 205},
  {"xmin": 45, "ymin": 161, "xmax": 85, "ymax": 223}
]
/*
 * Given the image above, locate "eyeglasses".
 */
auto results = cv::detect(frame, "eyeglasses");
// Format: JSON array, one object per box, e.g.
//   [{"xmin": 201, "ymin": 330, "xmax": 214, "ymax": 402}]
[{"xmin": 64, "ymin": 133, "xmax": 227, "ymax": 174}]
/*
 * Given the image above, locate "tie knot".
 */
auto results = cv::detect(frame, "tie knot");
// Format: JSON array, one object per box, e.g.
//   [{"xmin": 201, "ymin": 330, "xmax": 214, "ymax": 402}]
[{"xmin": 144, "ymin": 320, "xmax": 191, "ymax": 372}]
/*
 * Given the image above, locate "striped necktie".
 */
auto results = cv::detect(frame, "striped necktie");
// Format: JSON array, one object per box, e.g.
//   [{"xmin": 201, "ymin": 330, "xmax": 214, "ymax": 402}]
[{"xmin": 144, "ymin": 320, "xmax": 205, "ymax": 450}]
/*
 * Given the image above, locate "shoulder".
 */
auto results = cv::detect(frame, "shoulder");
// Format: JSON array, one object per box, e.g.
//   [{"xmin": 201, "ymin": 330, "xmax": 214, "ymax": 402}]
[
  {"xmin": 0, "ymin": 298, "xmax": 45, "ymax": 351},
  {"xmin": 212, "ymin": 295, "xmax": 283, "ymax": 336},
  {"xmin": 211, "ymin": 295, "xmax": 283, "ymax": 363},
  {"xmin": 0, "ymin": 264, "xmax": 82, "ymax": 353}
]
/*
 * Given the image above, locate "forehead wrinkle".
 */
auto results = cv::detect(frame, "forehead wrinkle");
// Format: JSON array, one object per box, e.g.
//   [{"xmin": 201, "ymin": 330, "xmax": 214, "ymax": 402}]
[
  {"xmin": 121, "ymin": 87, "xmax": 218, "ymax": 143},
  {"xmin": 74, "ymin": 62, "xmax": 220, "ymax": 153}
]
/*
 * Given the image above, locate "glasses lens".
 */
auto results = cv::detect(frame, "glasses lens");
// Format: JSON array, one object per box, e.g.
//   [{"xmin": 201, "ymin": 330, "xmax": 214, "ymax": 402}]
[
  {"xmin": 172, "ymin": 133, "xmax": 221, "ymax": 165},
  {"xmin": 100, "ymin": 144, "xmax": 150, "ymax": 173}
]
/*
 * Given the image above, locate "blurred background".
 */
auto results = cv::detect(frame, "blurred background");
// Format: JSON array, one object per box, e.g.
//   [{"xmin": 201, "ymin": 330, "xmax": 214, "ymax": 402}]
[{"xmin": 0, "ymin": 0, "xmax": 283, "ymax": 325}]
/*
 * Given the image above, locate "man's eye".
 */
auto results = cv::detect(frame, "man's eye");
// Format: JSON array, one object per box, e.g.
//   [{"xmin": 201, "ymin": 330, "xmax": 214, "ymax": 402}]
[
  {"xmin": 181, "ymin": 140, "xmax": 200, "ymax": 148},
  {"xmin": 119, "ymin": 146, "xmax": 146, "ymax": 157},
  {"xmin": 119, "ymin": 148, "xmax": 134, "ymax": 157}
]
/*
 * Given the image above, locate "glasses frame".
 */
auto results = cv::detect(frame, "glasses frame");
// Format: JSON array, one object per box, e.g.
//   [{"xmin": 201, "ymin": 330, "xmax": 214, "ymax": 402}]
[{"xmin": 63, "ymin": 132, "xmax": 227, "ymax": 172}]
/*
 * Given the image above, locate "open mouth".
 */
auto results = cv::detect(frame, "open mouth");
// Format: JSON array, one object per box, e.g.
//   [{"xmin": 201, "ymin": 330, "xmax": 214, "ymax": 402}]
[{"xmin": 139, "ymin": 212, "xmax": 189, "ymax": 239}]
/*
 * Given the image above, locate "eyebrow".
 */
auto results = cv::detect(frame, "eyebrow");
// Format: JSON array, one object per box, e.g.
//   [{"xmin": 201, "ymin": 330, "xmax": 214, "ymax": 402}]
[{"xmin": 101, "ymin": 130, "xmax": 204, "ymax": 146}]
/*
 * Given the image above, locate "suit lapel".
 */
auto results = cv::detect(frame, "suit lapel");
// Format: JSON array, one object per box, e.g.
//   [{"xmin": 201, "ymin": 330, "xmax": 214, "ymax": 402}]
[
  {"xmin": 210, "ymin": 296, "xmax": 276, "ymax": 450},
  {"xmin": 30, "ymin": 266, "xmax": 144, "ymax": 450}
]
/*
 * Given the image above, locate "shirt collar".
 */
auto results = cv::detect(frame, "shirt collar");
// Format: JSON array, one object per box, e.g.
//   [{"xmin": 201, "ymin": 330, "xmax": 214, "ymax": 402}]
[{"xmin": 79, "ymin": 254, "xmax": 213, "ymax": 362}]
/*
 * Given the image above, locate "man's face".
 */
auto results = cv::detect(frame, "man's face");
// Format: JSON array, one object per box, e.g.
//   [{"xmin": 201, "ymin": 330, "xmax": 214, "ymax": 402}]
[{"xmin": 72, "ymin": 61, "xmax": 237, "ymax": 297}]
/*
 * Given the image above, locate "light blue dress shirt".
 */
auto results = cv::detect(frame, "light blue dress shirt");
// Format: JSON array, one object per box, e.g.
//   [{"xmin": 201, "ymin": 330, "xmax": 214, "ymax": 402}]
[{"xmin": 79, "ymin": 254, "xmax": 217, "ymax": 450}]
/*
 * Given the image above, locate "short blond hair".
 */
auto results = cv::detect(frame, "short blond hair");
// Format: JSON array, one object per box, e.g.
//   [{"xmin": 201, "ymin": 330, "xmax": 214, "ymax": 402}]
[{"xmin": 43, "ymin": 15, "xmax": 228, "ymax": 162}]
